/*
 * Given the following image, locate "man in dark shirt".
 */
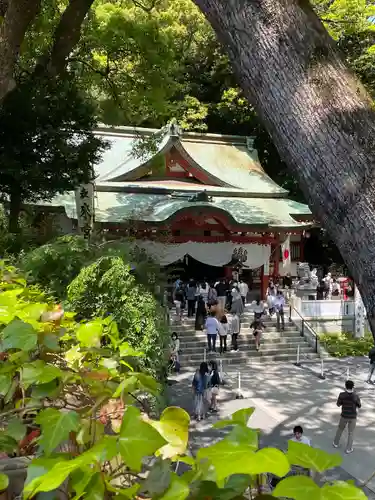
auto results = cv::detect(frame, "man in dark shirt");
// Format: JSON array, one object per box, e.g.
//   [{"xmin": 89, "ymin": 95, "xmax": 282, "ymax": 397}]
[
  {"xmin": 366, "ymin": 346, "xmax": 375, "ymax": 383},
  {"xmin": 333, "ymin": 380, "xmax": 361, "ymax": 454},
  {"xmin": 215, "ymin": 278, "xmax": 228, "ymax": 311}
]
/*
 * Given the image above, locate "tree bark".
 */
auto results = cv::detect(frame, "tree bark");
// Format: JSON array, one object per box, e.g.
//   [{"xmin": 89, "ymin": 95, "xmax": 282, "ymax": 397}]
[
  {"xmin": 41, "ymin": 0, "xmax": 95, "ymax": 76},
  {"xmin": 0, "ymin": 0, "xmax": 40, "ymax": 102},
  {"xmin": 192, "ymin": 0, "xmax": 375, "ymax": 339}
]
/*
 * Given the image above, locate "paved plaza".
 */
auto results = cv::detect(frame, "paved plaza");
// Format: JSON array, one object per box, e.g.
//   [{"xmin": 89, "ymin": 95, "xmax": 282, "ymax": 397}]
[{"xmin": 168, "ymin": 356, "xmax": 375, "ymax": 498}]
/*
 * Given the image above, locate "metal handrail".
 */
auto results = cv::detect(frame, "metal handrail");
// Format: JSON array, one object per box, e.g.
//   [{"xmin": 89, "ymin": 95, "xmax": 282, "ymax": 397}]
[{"xmin": 289, "ymin": 304, "xmax": 319, "ymax": 353}]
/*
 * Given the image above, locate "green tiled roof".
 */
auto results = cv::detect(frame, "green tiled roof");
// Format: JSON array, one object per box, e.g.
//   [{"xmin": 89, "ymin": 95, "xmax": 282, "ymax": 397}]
[
  {"xmin": 94, "ymin": 125, "xmax": 287, "ymax": 195},
  {"xmin": 47, "ymin": 191, "xmax": 311, "ymax": 228}
]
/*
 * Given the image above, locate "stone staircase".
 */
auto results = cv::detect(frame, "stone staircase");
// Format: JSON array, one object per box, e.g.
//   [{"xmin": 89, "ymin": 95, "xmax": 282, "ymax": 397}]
[{"xmin": 171, "ymin": 309, "xmax": 319, "ymax": 369}]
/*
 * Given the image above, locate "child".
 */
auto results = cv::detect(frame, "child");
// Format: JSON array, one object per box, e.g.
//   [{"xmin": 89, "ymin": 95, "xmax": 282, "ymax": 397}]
[
  {"xmin": 192, "ymin": 362, "xmax": 209, "ymax": 421},
  {"xmin": 227, "ymin": 311, "xmax": 240, "ymax": 352},
  {"xmin": 208, "ymin": 360, "xmax": 221, "ymax": 412},
  {"xmin": 250, "ymin": 319, "xmax": 264, "ymax": 351},
  {"xmin": 219, "ymin": 314, "xmax": 229, "ymax": 354}
]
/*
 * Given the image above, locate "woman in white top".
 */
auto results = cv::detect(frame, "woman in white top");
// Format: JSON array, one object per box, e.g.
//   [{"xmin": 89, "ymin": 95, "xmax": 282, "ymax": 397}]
[
  {"xmin": 266, "ymin": 282, "xmax": 277, "ymax": 316},
  {"xmin": 170, "ymin": 332, "xmax": 180, "ymax": 362},
  {"xmin": 199, "ymin": 281, "xmax": 209, "ymax": 304},
  {"xmin": 204, "ymin": 311, "xmax": 220, "ymax": 352},
  {"xmin": 251, "ymin": 298, "xmax": 266, "ymax": 320}
]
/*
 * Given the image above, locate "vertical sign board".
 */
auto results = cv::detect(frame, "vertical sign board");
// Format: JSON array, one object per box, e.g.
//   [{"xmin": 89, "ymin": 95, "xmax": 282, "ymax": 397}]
[
  {"xmin": 75, "ymin": 183, "xmax": 94, "ymax": 239},
  {"xmin": 354, "ymin": 285, "xmax": 365, "ymax": 338}
]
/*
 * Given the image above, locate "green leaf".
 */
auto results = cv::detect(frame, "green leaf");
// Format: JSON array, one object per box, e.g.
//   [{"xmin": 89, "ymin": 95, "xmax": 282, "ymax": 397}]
[
  {"xmin": 0, "ymin": 305, "xmax": 15, "ymax": 324},
  {"xmin": 83, "ymin": 472, "xmax": 105, "ymax": 500},
  {"xmin": 198, "ymin": 444, "xmax": 289, "ymax": 487},
  {"xmin": 272, "ymin": 475, "xmax": 321, "ymax": 500},
  {"xmin": 19, "ymin": 303, "xmax": 48, "ymax": 322},
  {"xmin": 226, "ymin": 425, "xmax": 258, "ymax": 450},
  {"xmin": 136, "ymin": 372, "xmax": 160, "ymax": 395},
  {"xmin": 6, "ymin": 418, "xmax": 26, "ymax": 441},
  {"xmin": 115, "ymin": 484, "xmax": 140, "ymax": 499},
  {"xmin": 76, "ymin": 419, "xmax": 104, "ymax": 445},
  {"xmin": 0, "ymin": 374, "xmax": 12, "ymax": 395},
  {"xmin": 320, "ymin": 481, "xmax": 367, "ymax": 499},
  {"xmin": 119, "ymin": 406, "xmax": 166, "ymax": 471},
  {"xmin": 158, "ymin": 473, "xmax": 189, "ymax": 500},
  {"xmin": 287, "ymin": 440, "xmax": 342, "ymax": 472},
  {"xmin": 32, "ymin": 380, "xmax": 60, "ymax": 399},
  {"xmin": 0, "ymin": 289, "xmax": 23, "ymax": 306},
  {"xmin": 141, "ymin": 457, "xmax": 172, "ymax": 496},
  {"xmin": 113, "ymin": 376, "xmax": 138, "ymax": 398},
  {"xmin": 76, "ymin": 320, "xmax": 103, "ymax": 348},
  {"xmin": 119, "ymin": 342, "xmax": 144, "ymax": 358},
  {"xmin": 0, "ymin": 473, "xmax": 9, "ymax": 491},
  {"xmin": 35, "ymin": 408, "xmax": 80, "ymax": 455},
  {"xmin": 24, "ymin": 437, "xmax": 117, "ymax": 498},
  {"xmin": 150, "ymin": 406, "xmax": 190, "ymax": 459},
  {"xmin": 1, "ymin": 319, "xmax": 38, "ymax": 351},
  {"xmin": 0, "ymin": 433, "xmax": 18, "ymax": 453},
  {"xmin": 42, "ymin": 334, "xmax": 60, "ymax": 352},
  {"xmin": 213, "ymin": 408, "xmax": 255, "ymax": 429},
  {"xmin": 22, "ymin": 360, "xmax": 62, "ymax": 386}
]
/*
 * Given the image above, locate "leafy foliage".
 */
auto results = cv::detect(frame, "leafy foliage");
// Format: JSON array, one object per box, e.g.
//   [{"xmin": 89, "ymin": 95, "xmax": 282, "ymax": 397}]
[
  {"xmin": 320, "ymin": 331, "xmax": 373, "ymax": 357},
  {"xmin": 0, "ymin": 74, "xmax": 107, "ymax": 232},
  {"xmin": 67, "ymin": 255, "xmax": 169, "ymax": 373},
  {"xmin": 20, "ymin": 235, "xmax": 94, "ymax": 298},
  {"xmin": 0, "ymin": 263, "xmax": 368, "ymax": 499}
]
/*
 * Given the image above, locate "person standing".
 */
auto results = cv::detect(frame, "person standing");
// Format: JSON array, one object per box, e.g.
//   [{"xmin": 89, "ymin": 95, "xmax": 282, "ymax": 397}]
[
  {"xmin": 274, "ymin": 290, "xmax": 286, "ymax": 331},
  {"xmin": 195, "ymin": 295, "xmax": 207, "ymax": 331},
  {"xmin": 174, "ymin": 286, "xmax": 185, "ymax": 322},
  {"xmin": 333, "ymin": 380, "xmax": 361, "ymax": 454},
  {"xmin": 228, "ymin": 312, "xmax": 240, "ymax": 352},
  {"xmin": 266, "ymin": 282, "xmax": 277, "ymax": 316},
  {"xmin": 251, "ymin": 297, "xmax": 266, "ymax": 321},
  {"xmin": 250, "ymin": 318, "xmax": 264, "ymax": 351},
  {"xmin": 239, "ymin": 279, "xmax": 249, "ymax": 306},
  {"xmin": 291, "ymin": 425, "xmax": 311, "ymax": 446},
  {"xmin": 192, "ymin": 362, "xmax": 209, "ymax": 421},
  {"xmin": 219, "ymin": 314, "xmax": 229, "ymax": 354},
  {"xmin": 208, "ymin": 361, "xmax": 221, "ymax": 412},
  {"xmin": 186, "ymin": 280, "xmax": 197, "ymax": 318},
  {"xmin": 215, "ymin": 278, "xmax": 228, "ymax": 311},
  {"xmin": 366, "ymin": 345, "xmax": 375, "ymax": 383},
  {"xmin": 231, "ymin": 284, "xmax": 244, "ymax": 315},
  {"xmin": 208, "ymin": 282, "xmax": 218, "ymax": 306},
  {"xmin": 204, "ymin": 310, "xmax": 220, "ymax": 353},
  {"xmin": 199, "ymin": 280, "xmax": 209, "ymax": 304}
]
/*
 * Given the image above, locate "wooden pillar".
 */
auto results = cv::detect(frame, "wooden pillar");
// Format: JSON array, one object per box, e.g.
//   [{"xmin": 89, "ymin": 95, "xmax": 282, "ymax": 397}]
[{"xmin": 273, "ymin": 234, "xmax": 280, "ymax": 278}]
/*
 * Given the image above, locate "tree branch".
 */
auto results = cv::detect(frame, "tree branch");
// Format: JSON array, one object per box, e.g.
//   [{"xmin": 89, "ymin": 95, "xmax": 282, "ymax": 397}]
[
  {"xmin": 0, "ymin": 0, "xmax": 41, "ymax": 102},
  {"xmin": 131, "ymin": 0, "xmax": 157, "ymax": 13},
  {"xmin": 40, "ymin": 0, "xmax": 95, "ymax": 76}
]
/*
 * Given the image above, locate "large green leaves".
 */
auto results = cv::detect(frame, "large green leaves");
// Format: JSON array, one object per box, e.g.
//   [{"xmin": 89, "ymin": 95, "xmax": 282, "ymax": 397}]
[
  {"xmin": 0, "ymin": 473, "xmax": 9, "ymax": 491},
  {"xmin": 198, "ymin": 440, "xmax": 289, "ymax": 487},
  {"xmin": 287, "ymin": 441, "xmax": 342, "ymax": 472},
  {"xmin": 150, "ymin": 406, "xmax": 190, "ymax": 459},
  {"xmin": 76, "ymin": 320, "xmax": 103, "ymax": 348},
  {"xmin": 158, "ymin": 473, "xmax": 189, "ymax": 500},
  {"xmin": 321, "ymin": 481, "xmax": 368, "ymax": 499},
  {"xmin": 213, "ymin": 407, "xmax": 255, "ymax": 429},
  {"xmin": 1, "ymin": 319, "xmax": 38, "ymax": 351},
  {"xmin": 22, "ymin": 360, "xmax": 62, "ymax": 386},
  {"xmin": 273, "ymin": 475, "xmax": 320, "ymax": 500},
  {"xmin": 0, "ymin": 374, "xmax": 12, "ymax": 395},
  {"xmin": 6, "ymin": 418, "xmax": 26, "ymax": 441},
  {"xmin": 35, "ymin": 408, "xmax": 81, "ymax": 455},
  {"xmin": 119, "ymin": 406, "xmax": 166, "ymax": 471}
]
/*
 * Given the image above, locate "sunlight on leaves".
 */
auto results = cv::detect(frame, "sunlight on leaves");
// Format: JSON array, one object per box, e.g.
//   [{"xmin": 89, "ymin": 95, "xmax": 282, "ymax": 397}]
[
  {"xmin": 287, "ymin": 440, "xmax": 342, "ymax": 472},
  {"xmin": 150, "ymin": 406, "xmax": 190, "ymax": 459},
  {"xmin": 272, "ymin": 475, "xmax": 320, "ymax": 500}
]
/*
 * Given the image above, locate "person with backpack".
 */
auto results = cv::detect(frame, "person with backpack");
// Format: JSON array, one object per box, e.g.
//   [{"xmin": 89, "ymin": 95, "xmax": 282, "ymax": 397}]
[
  {"xmin": 367, "ymin": 345, "xmax": 375, "ymax": 383},
  {"xmin": 333, "ymin": 380, "xmax": 361, "ymax": 454},
  {"xmin": 192, "ymin": 362, "xmax": 209, "ymax": 421},
  {"xmin": 208, "ymin": 360, "xmax": 221, "ymax": 412}
]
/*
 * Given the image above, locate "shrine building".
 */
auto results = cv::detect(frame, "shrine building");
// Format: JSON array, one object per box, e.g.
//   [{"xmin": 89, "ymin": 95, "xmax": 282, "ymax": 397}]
[{"xmin": 40, "ymin": 123, "xmax": 313, "ymax": 296}]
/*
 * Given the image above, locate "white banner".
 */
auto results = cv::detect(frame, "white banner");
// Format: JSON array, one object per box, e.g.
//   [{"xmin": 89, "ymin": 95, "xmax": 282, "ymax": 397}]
[{"xmin": 135, "ymin": 241, "xmax": 271, "ymax": 269}]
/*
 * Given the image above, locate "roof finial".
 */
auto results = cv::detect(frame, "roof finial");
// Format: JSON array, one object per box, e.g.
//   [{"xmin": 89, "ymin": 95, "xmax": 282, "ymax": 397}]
[{"xmin": 168, "ymin": 119, "xmax": 181, "ymax": 137}]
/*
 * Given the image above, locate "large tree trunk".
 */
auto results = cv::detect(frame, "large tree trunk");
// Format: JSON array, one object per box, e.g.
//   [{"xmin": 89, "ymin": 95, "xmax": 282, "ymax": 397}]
[
  {"xmin": 192, "ymin": 0, "xmax": 375, "ymax": 338},
  {"xmin": 0, "ymin": 0, "xmax": 41, "ymax": 102},
  {"xmin": 37, "ymin": 0, "xmax": 95, "ymax": 76}
]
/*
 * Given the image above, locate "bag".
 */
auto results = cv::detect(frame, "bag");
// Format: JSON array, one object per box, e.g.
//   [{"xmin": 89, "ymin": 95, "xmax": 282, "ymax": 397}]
[
  {"xmin": 211, "ymin": 370, "xmax": 221, "ymax": 387},
  {"xmin": 211, "ymin": 386, "xmax": 219, "ymax": 395},
  {"xmin": 174, "ymin": 360, "xmax": 180, "ymax": 373}
]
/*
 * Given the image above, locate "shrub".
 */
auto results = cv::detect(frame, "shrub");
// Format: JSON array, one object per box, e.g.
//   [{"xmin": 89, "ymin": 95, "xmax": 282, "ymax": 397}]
[
  {"xmin": 320, "ymin": 332, "xmax": 373, "ymax": 357},
  {"xmin": 19, "ymin": 235, "xmax": 94, "ymax": 298},
  {"xmin": 67, "ymin": 256, "xmax": 169, "ymax": 374}
]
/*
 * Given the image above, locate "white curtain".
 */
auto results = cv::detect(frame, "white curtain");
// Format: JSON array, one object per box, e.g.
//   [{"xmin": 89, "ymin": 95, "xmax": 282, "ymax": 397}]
[{"xmin": 135, "ymin": 241, "xmax": 270, "ymax": 269}]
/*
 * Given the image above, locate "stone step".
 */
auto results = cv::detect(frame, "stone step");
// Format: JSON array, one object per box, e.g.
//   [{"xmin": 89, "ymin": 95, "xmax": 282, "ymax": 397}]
[
  {"xmin": 178, "ymin": 345, "xmax": 314, "ymax": 362},
  {"xmin": 178, "ymin": 332, "xmax": 302, "ymax": 343},
  {"xmin": 179, "ymin": 352, "xmax": 319, "ymax": 366},
  {"xmin": 172, "ymin": 326, "xmax": 299, "ymax": 335},
  {"xmin": 179, "ymin": 339, "xmax": 312, "ymax": 351}
]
